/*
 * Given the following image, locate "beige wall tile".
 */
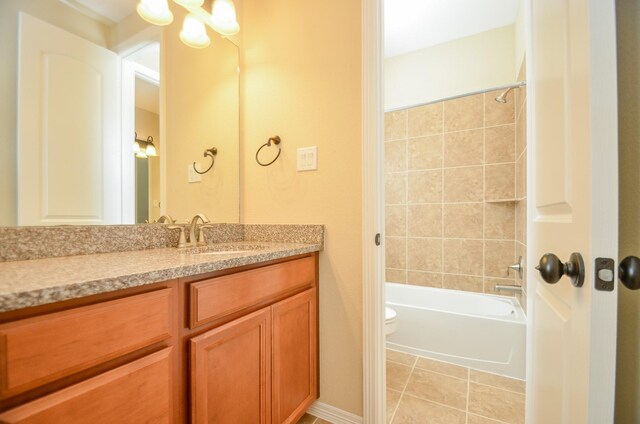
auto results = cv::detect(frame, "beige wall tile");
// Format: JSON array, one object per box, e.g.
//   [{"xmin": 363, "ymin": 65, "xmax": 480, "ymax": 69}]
[
  {"xmin": 408, "ymin": 204, "xmax": 442, "ymax": 237},
  {"xmin": 485, "ymin": 163, "xmax": 515, "ymax": 200},
  {"xmin": 444, "ymin": 94, "xmax": 483, "ymax": 132},
  {"xmin": 385, "ymin": 140, "xmax": 407, "ymax": 173},
  {"xmin": 485, "ymin": 125, "xmax": 515, "ymax": 164},
  {"xmin": 485, "ymin": 203, "xmax": 515, "ymax": 240},
  {"xmin": 485, "ymin": 240, "xmax": 515, "ymax": 278},
  {"xmin": 415, "ymin": 357, "xmax": 469, "ymax": 380},
  {"xmin": 484, "ymin": 277, "xmax": 517, "ymax": 296},
  {"xmin": 443, "ymin": 274, "xmax": 484, "ymax": 293},
  {"xmin": 387, "ymin": 389, "xmax": 402, "ymax": 423},
  {"xmin": 393, "ymin": 394, "xmax": 466, "ymax": 424},
  {"xmin": 386, "ymin": 205, "xmax": 407, "ymax": 237},
  {"xmin": 407, "ymin": 271, "xmax": 443, "ymax": 288},
  {"xmin": 470, "ymin": 370, "xmax": 526, "ymax": 394},
  {"xmin": 386, "ymin": 237, "xmax": 406, "ymax": 269},
  {"xmin": 385, "ymin": 110, "xmax": 407, "ymax": 141},
  {"xmin": 516, "ymin": 111, "xmax": 527, "ymax": 158},
  {"xmin": 408, "ymin": 135, "xmax": 443, "ymax": 170},
  {"xmin": 387, "ymin": 361, "xmax": 412, "ymax": 391},
  {"xmin": 515, "ymin": 150, "xmax": 526, "ymax": 199},
  {"xmin": 408, "ymin": 103, "xmax": 443, "ymax": 137},
  {"xmin": 444, "ymin": 129, "xmax": 484, "ymax": 167},
  {"xmin": 485, "ymin": 90, "xmax": 515, "ymax": 127},
  {"xmin": 468, "ymin": 382, "xmax": 525, "ymax": 424},
  {"xmin": 386, "ymin": 268, "xmax": 407, "ymax": 284},
  {"xmin": 515, "ymin": 199, "xmax": 526, "ymax": 244},
  {"xmin": 407, "ymin": 238, "xmax": 442, "ymax": 273},
  {"xmin": 443, "ymin": 203, "xmax": 483, "ymax": 238},
  {"xmin": 444, "ymin": 166, "xmax": 483, "ymax": 202},
  {"xmin": 387, "ymin": 349, "xmax": 418, "ymax": 367},
  {"xmin": 408, "ymin": 170, "xmax": 443, "ymax": 203},
  {"xmin": 405, "ymin": 368, "xmax": 468, "ymax": 410},
  {"xmin": 443, "ymin": 239, "xmax": 483, "ymax": 276},
  {"xmin": 385, "ymin": 173, "xmax": 406, "ymax": 205}
]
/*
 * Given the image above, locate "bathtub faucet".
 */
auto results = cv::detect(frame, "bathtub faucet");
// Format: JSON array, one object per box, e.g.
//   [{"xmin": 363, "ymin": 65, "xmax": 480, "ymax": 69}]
[{"xmin": 494, "ymin": 284, "xmax": 523, "ymax": 294}]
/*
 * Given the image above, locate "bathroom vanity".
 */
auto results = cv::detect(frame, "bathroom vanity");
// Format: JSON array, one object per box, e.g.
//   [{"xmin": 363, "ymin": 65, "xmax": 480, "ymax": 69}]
[{"xmin": 0, "ymin": 226, "xmax": 322, "ymax": 424}]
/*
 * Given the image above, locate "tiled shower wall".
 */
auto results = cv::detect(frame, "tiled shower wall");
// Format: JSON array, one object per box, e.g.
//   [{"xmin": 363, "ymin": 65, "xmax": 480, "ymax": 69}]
[
  {"xmin": 514, "ymin": 61, "xmax": 527, "ymax": 311},
  {"xmin": 384, "ymin": 87, "xmax": 522, "ymax": 295}
]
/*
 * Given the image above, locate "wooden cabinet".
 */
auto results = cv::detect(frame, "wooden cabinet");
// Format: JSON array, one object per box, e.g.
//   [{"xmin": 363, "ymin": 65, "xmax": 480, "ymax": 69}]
[{"xmin": 0, "ymin": 253, "xmax": 319, "ymax": 424}]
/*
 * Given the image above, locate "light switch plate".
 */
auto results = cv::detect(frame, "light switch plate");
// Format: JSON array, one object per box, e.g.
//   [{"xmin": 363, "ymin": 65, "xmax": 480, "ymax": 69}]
[
  {"xmin": 188, "ymin": 164, "xmax": 202, "ymax": 183},
  {"xmin": 297, "ymin": 146, "xmax": 318, "ymax": 171}
]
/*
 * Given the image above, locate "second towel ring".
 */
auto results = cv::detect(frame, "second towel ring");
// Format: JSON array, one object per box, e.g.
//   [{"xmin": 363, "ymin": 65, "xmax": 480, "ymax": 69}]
[{"xmin": 255, "ymin": 136, "xmax": 281, "ymax": 166}]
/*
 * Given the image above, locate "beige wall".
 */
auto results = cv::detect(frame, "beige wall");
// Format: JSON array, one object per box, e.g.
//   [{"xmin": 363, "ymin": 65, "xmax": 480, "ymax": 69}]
[
  {"xmin": 514, "ymin": 0, "xmax": 526, "ymax": 79},
  {"xmin": 135, "ymin": 107, "xmax": 161, "ymax": 222},
  {"xmin": 163, "ymin": 6, "xmax": 240, "ymax": 224},
  {"xmin": 239, "ymin": 0, "xmax": 363, "ymax": 416},
  {"xmin": 384, "ymin": 90, "xmax": 519, "ymax": 297},
  {"xmin": 615, "ymin": 0, "xmax": 640, "ymax": 421},
  {"xmin": 0, "ymin": 0, "xmax": 110, "ymax": 226},
  {"xmin": 385, "ymin": 26, "xmax": 516, "ymax": 111}
]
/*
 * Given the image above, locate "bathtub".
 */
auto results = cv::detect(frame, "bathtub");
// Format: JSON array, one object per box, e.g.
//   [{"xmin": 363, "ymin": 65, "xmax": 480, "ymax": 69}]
[{"xmin": 386, "ymin": 282, "xmax": 526, "ymax": 380}]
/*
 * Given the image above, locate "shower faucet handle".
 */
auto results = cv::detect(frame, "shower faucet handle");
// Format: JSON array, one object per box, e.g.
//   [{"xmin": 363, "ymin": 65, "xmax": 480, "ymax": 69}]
[{"xmin": 507, "ymin": 256, "xmax": 524, "ymax": 279}]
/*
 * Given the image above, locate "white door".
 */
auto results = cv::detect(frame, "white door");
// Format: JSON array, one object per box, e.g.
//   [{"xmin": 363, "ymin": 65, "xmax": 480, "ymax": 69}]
[
  {"xmin": 527, "ymin": 0, "xmax": 619, "ymax": 422},
  {"xmin": 17, "ymin": 13, "xmax": 122, "ymax": 225}
]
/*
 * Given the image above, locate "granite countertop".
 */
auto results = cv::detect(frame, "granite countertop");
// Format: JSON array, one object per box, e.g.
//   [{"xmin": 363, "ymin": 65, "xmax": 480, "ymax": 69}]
[{"xmin": 0, "ymin": 241, "xmax": 321, "ymax": 313}]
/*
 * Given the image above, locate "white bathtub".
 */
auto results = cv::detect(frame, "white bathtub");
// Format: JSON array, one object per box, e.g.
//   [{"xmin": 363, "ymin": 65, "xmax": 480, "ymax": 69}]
[{"xmin": 386, "ymin": 282, "xmax": 526, "ymax": 380}]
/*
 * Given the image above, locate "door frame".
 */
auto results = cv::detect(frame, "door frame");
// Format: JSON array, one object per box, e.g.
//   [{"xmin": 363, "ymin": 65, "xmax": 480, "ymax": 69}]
[{"xmin": 361, "ymin": 0, "xmax": 385, "ymax": 422}]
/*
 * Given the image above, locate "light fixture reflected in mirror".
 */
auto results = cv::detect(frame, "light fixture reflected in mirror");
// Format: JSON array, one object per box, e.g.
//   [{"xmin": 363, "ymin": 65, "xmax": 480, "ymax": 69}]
[
  {"xmin": 136, "ymin": 0, "xmax": 174, "ymax": 26},
  {"xmin": 134, "ymin": 133, "xmax": 158, "ymax": 159},
  {"xmin": 180, "ymin": 14, "xmax": 210, "ymax": 48},
  {"xmin": 136, "ymin": 0, "xmax": 239, "ymax": 48}
]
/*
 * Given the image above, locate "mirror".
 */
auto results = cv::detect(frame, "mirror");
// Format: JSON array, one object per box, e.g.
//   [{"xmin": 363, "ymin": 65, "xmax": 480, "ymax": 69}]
[{"xmin": 0, "ymin": 0, "xmax": 240, "ymax": 226}]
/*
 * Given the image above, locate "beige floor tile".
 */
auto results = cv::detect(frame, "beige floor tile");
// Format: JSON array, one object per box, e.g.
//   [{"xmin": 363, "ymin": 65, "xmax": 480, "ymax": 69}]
[
  {"xmin": 315, "ymin": 419, "xmax": 331, "ymax": 424},
  {"xmin": 296, "ymin": 413, "xmax": 317, "ymax": 424},
  {"xmin": 414, "ymin": 357, "xmax": 469, "ymax": 380},
  {"xmin": 387, "ymin": 349, "xmax": 418, "ymax": 367},
  {"xmin": 404, "ymin": 368, "xmax": 468, "ymax": 410},
  {"xmin": 387, "ymin": 389, "xmax": 402, "ymax": 423},
  {"xmin": 467, "ymin": 413, "xmax": 509, "ymax": 424},
  {"xmin": 469, "ymin": 370, "xmax": 526, "ymax": 394},
  {"xmin": 468, "ymin": 382, "xmax": 525, "ymax": 424},
  {"xmin": 387, "ymin": 361, "xmax": 413, "ymax": 391},
  {"xmin": 393, "ymin": 394, "xmax": 466, "ymax": 424}
]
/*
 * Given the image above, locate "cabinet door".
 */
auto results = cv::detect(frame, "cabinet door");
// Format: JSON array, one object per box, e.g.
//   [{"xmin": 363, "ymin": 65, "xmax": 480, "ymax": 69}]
[
  {"xmin": 271, "ymin": 289, "xmax": 318, "ymax": 424},
  {"xmin": 0, "ymin": 348, "xmax": 173, "ymax": 423},
  {"xmin": 190, "ymin": 308, "xmax": 271, "ymax": 424}
]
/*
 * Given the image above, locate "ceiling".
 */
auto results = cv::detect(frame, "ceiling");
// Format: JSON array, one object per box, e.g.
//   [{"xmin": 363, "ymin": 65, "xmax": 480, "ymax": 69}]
[
  {"xmin": 384, "ymin": 0, "xmax": 521, "ymax": 58},
  {"xmin": 61, "ymin": 0, "xmax": 137, "ymax": 24}
]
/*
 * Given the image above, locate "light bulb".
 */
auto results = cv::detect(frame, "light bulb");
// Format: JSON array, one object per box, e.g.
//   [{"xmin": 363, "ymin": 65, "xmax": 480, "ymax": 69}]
[
  {"xmin": 133, "ymin": 141, "xmax": 141, "ymax": 153},
  {"xmin": 136, "ymin": 150, "xmax": 148, "ymax": 158},
  {"xmin": 146, "ymin": 143, "xmax": 157, "ymax": 156},
  {"xmin": 210, "ymin": 0, "xmax": 239, "ymax": 36},
  {"xmin": 173, "ymin": 0, "xmax": 204, "ymax": 6},
  {"xmin": 180, "ymin": 14, "xmax": 210, "ymax": 48},
  {"xmin": 136, "ymin": 0, "xmax": 173, "ymax": 26}
]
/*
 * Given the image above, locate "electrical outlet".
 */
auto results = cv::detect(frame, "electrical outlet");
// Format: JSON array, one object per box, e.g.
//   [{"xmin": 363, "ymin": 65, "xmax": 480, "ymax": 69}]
[
  {"xmin": 188, "ymin": 164, "xmax": 202, "ymax": 183},
  {"xmin": 297, "ymin": 146, "xmax": 317, "ymax": 171}
]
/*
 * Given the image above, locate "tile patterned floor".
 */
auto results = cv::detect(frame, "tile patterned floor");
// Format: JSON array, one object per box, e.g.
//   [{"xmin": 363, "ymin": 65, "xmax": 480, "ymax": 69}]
[
  {"xmin": 296, "ymin": 413, "xmax": 331, "ymax": 424},
  {"xmin": 386, "ymin": 349, "xmax": 525, "ymax": 424}
]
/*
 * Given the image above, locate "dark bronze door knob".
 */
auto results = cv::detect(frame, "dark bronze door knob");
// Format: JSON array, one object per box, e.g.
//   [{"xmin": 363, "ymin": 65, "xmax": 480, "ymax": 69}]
[
  {"xmin": 536, "ymin": 252, "xmax": 585, "ymax": 287},
  {"xmin": 619, "ymin": 256, "xmax": 640, "ymax": 290}
]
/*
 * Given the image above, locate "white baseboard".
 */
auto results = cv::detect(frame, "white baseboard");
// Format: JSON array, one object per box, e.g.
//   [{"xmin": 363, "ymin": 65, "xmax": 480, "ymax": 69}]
[{"xmin": 306, "ymin": 401, "xmax": 363, "ymax": 424}]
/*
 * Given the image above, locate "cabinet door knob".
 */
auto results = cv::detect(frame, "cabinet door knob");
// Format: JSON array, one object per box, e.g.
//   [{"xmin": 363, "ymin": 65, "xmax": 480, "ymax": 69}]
[
  {"xmin": 535, "ymin": 252, "xmax": 585, "ymax": 287},
  {"xmin": 619, "ymin": 256, "xmax": 640, "ymax": 290}
]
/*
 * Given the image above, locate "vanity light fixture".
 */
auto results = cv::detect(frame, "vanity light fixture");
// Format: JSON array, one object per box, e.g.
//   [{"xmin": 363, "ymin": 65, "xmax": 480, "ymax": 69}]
[
  {"xmin": 136, "ymin": 0, "xmax": 239, "ymax": 49},
  {"xmin": 134, "ymin": 133, "xmax": 158, "ymax": 158}
]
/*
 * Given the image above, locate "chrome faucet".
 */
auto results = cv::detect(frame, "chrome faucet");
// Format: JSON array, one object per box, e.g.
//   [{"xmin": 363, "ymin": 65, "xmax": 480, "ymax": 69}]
[
  {"xmin": 494, "ymin": 284, "xmax": 523, "ymax": 294},
  {"xmin": 188, "ymin": 214, "xmax": 210, "ymax": 246}
]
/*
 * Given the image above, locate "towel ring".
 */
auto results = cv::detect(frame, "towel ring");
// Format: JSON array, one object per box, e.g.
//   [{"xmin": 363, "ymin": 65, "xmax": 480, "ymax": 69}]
[
  {"xmin": 193, "ymin": 147, "xmax": 218, "ymax": 174},
  {"xmin": 255, "ymin": 136, "xmax": 281, "ymax": 166}
]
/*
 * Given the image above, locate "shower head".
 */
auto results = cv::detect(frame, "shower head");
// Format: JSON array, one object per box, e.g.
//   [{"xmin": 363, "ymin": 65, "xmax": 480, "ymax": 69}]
[{"xmin": 495, "ymin": 87, "xmax": 515, "ymax": 104}]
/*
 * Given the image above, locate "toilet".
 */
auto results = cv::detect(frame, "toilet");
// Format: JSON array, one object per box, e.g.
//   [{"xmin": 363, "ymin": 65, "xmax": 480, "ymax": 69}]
[{"xmin": 385, "ymin": 306, "xmax": 398, "ymax": 336}]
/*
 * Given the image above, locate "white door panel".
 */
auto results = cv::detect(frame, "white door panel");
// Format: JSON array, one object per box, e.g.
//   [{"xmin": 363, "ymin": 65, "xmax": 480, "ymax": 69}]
[
  {"xmin": 527, "ymin": 0, "xmax": 618, "ymax": 422},
  {"xmin": 17, "ymin": 13, "xmax": 122, "ymax": 225}
]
